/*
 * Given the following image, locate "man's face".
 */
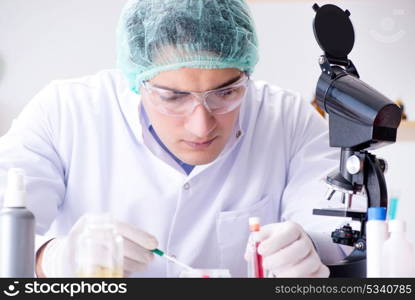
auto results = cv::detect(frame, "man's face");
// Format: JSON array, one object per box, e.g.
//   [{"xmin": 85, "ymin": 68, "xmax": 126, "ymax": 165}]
[{"xmin": 141, "ymin": 68, "xmax": 243, "ymax": 165}]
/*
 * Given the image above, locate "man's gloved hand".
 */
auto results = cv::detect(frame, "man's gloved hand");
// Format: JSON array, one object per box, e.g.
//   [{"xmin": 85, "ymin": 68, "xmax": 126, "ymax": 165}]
[
  {"xmin": 40, "ymin": 215, "xmax": 158, "ymax": 277},
  {"xmin": 246, "ymin": 221, "xmax": 330, "ymax": 278}
]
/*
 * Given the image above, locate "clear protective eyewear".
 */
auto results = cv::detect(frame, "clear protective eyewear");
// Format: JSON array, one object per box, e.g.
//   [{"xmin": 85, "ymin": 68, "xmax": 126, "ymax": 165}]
[{"xmin": 141, "ymin": 73, "xmax": 249, "ymax": 117}]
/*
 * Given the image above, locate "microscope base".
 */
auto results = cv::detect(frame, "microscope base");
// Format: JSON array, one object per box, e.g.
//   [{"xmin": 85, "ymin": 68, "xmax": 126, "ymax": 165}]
[{"xmin": 328, "ymin": 258, "xmax": 366, "ymax": 278}]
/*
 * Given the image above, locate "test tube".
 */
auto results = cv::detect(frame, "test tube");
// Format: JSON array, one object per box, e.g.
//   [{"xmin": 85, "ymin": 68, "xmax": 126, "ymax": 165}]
[{"xmin": 246, "ymin": 217, "xmax": 264, "ymax": 278}]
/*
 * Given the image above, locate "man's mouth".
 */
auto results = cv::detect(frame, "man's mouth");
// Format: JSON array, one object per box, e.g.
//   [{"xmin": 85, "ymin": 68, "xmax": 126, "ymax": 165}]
[{"xmin": 182, "ymin": 137, "xmax": 217, "ymax": 149}]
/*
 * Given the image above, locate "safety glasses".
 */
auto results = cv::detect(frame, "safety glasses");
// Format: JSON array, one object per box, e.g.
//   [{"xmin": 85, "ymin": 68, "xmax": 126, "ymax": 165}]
[{"xmin": 141, "ymin": 73, "xmax": 249, "ymax": 117}]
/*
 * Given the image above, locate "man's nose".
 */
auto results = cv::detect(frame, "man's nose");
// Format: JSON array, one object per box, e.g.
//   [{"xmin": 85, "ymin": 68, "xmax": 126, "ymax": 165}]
[{"xmin": 184, "ymin": 104, "xmax": 217, "ymax": 138}]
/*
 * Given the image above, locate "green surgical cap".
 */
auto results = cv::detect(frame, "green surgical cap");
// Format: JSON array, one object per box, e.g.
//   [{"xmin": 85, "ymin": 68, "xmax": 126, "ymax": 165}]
[{"xmin": 116, "ymin": 0, "xmax": 259, "ymax": 94}]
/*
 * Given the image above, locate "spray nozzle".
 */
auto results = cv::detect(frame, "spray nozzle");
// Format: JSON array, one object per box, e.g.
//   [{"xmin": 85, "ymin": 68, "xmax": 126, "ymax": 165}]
[{"xmin": 4, "ymin": 168, "xmax": 27, "ymax": 208}]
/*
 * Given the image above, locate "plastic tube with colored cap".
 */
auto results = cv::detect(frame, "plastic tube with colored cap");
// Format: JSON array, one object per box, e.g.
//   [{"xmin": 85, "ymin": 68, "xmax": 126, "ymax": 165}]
[{"xmin": 246, "ymin": 217, "xmax": 264, "ymax": 278}]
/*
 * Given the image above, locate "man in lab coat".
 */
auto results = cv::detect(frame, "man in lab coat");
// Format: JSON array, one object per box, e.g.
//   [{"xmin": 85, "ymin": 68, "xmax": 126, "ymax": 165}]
[{"xmin": 0, "ymin": 0, "xmax": 348, "ymax": 277}]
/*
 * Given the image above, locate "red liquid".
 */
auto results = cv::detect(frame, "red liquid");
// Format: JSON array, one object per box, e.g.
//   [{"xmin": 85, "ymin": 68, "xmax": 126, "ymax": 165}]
[{"xmin": 255, "ymin": 242, "xmax": 264, "ymax": 278}]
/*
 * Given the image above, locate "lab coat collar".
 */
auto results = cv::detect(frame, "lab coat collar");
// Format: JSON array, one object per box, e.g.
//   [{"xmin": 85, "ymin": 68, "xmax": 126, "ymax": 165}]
[{"xmin": 118, "ymin": 88, "xmax": 145, "ymax": 144}]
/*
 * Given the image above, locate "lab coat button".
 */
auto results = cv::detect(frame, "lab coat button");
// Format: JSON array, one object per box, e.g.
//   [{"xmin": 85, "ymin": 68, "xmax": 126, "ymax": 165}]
[{"xmin": 183, "ymin": 182, "xmax": 190, "ymax": 190}]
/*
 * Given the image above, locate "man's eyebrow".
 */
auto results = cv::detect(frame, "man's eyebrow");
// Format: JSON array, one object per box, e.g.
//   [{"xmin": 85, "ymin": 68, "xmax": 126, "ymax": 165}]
[{"xmin": 212, "ymin": 74, "xmax": 243, "ymax": 90}]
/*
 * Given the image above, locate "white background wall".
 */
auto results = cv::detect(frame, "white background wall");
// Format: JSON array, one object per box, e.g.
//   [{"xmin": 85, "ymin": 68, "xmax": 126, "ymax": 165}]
[
  {"xmin": 1, "ymin": 0, "xmax": 414, "ymax": 239},
  {"xmin": 251, "ymin": 0, "xmax": 415, "ymax": 107},
  {"xmin": 0, "ymin": 0, "xmax": 125, "ymax": 133}
]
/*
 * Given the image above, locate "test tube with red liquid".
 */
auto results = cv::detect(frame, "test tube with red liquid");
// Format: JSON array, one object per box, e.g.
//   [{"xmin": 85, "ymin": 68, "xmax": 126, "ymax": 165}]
[{"xmin": 247, "ymin": 217, "xmax": 264, "ymax": 278}]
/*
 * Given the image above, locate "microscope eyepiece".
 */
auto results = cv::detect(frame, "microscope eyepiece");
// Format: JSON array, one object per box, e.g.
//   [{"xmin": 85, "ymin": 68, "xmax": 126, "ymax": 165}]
[{"xmin": 313, "ymin": 4, "xmax": 402, "ymax": 150}]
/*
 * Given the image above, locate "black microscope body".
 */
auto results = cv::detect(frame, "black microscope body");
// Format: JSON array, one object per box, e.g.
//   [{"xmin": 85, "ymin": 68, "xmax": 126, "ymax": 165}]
[{"xmin": 311, "ymin": 4, "xmax": 402, "ymax": 277}]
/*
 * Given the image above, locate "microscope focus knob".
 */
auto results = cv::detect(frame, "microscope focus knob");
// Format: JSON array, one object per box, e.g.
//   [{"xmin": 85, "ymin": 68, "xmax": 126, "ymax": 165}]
[
  {"xmin": 378, "ymin": 158, "xmax": 388, "ymax": 173},
  {"xmin": 346, "ymin": 155, "xmax": 362, "ymax": 175}
]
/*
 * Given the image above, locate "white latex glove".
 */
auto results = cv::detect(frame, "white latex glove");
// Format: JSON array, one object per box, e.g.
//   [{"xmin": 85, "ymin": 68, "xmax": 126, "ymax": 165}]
[
  {"xmin": 41, "ymin": 215, "xmax": 158, "ymax": 277},
  {"xmin": 247, "ymin": 221, "xmax": 330, "ymax": 278}
]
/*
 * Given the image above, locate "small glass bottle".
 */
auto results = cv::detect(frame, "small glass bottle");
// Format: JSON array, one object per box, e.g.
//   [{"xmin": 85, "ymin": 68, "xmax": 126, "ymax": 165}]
[
  {"xmin": 246, "ymin": 217, "xmax": 264, "ymax": 278},
  {"xmin": 75, "ymin": 214, "xmax": 123, "ymax": 277}
]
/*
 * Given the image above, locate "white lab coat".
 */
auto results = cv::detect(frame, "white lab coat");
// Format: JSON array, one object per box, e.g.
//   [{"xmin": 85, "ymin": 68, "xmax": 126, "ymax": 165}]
[{"xmin": 0, "ymin": 70, "xmax": 348, "ymax": 277}]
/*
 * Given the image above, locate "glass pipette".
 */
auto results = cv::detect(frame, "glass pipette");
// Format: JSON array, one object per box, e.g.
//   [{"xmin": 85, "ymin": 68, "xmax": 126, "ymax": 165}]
[{"xmin": 151, "ymin": 249, "xmax": 194, "ymax": 271}]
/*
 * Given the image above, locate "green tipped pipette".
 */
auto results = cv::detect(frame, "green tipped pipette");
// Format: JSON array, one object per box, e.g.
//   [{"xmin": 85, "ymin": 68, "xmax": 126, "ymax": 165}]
[{"xmin": 151, "ymin": 249, "xmax": 194, "ymax": 271}]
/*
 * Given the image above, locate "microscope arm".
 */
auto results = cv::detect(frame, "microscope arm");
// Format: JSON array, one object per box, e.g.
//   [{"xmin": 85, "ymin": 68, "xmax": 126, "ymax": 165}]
[{"xmin": 364, "ymin": 153, "xmax": 388, "ymax": 209}]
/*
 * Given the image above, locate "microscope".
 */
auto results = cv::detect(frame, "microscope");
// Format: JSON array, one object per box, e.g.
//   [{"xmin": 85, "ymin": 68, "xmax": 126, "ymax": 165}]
[{"xmin": 311, "ymin": 4, "xmax": 402, "ymax": 277}]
